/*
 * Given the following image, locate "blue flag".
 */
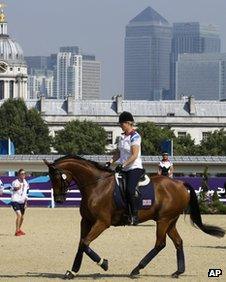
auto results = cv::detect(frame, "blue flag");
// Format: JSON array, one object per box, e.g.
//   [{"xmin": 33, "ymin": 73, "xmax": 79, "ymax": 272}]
[
  {"xmin": 0, "ymin": 139, "xmax": 15, "ymax": 155},
  {"xmin": 161, "ymin": 139, "xmax": 173, "ymax": 156}
]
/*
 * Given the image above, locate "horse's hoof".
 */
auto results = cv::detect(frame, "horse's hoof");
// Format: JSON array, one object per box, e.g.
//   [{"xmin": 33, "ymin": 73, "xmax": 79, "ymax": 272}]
[
  {"xmin": 64, "ymin": 270, "xmax": 75, "ymax": 280},
  {"xmin": 130, "ymin": 266, "xmax": 140, "ymax": 277},
  {"xmin": 100, "ymin": 259, "xmax": 108, "ymax": 271},
  {"xmin": 172, "ymin": 271, "xmax": 180, "ymax": 278}
]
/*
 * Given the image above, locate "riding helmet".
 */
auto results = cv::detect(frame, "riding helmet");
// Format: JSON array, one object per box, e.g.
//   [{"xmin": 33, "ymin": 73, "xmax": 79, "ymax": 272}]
[{"xmin": 118, "ymin": 111, "xmax": 134, "ymax": 123}]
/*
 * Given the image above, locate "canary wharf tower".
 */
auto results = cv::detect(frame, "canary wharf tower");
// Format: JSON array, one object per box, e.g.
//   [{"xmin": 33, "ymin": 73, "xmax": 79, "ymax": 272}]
[
  {"xmin": 0, "ymin": 4, "xmax": 27, "ymax": 100},
  {"xmin": 124, "ymin": 7, "xmax": 172, "ymax": 100}
]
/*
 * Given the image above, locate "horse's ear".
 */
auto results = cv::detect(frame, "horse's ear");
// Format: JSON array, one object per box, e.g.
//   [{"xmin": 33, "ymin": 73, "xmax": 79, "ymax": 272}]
[{"xmin": 43, "ymin": 159, "xmax": 52, "ymax": 167}]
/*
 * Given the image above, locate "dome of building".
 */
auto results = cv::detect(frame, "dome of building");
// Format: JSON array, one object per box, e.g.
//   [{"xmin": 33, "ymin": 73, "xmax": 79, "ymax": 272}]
[
  {"xmin": 0, "ymin": 35, "xmax": 25, "ymax": 64},
  {"xmin": 0, "ymin": 4, "xmax": 28, "ymax": 100},
  {"xmin": 0, "ymin": 4, "xmax": 25, "ymax": 65}
]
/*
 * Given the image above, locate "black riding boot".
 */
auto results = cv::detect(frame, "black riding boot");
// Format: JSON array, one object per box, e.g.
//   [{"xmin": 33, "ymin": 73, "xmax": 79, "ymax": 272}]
[{"xmin": 130, "ymin": 195, "xmax": 139, "ymax": 226}]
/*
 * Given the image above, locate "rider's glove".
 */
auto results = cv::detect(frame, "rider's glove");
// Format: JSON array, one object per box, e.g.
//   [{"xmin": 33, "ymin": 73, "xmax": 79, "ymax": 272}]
[
  {"xmin": 115, "ymin": 164, "xmax": 123, "ymax": 173},
  {"xmin": 105, "ymin": 161, "xmax": 111, "ymax": 168}
]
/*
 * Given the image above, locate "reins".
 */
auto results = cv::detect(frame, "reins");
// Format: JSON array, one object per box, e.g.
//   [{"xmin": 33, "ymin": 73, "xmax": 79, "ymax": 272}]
[
  {"xmin": 50, "ymin": 165, "xmax": 114, "ymax": 193},
  {"xmin": 77, "ymin": 173, "xmax": 114, "ymax": 189}
]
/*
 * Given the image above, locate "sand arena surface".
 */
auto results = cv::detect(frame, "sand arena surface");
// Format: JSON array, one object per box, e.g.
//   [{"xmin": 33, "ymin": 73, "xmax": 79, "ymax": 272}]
[{"xmin": 0, "ymin": 208, "xmax": 225, "ymax": 282}]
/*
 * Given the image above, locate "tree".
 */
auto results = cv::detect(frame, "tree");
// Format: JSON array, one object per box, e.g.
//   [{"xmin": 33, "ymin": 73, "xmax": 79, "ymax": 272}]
[
  {"xmin": 53, "ymin": 120, "xmax": 107, "ymax": 154},
  {"xmin": 0, "ymin": 98, "xmax": 52, "ymax": 154},
  {"xmin": 198, "ymin": 129, "xmax": 226, "ymax": 155},
  {"xmin": 23, "ymin": 108, "xmax": 52, "ymax": 154},
  {"xmin": 173, "ymin": 134, "xmax": 199, "ymax": 156},
  {"xmin": 137, "ymin": 122, "xmax": 174, "ymax": 155}
]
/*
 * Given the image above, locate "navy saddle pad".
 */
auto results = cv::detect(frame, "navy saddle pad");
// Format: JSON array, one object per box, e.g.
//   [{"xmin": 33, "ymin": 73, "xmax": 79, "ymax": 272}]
[{"xmin": 113, "ymin": 179, "xmax": 155, "ymax": 210}]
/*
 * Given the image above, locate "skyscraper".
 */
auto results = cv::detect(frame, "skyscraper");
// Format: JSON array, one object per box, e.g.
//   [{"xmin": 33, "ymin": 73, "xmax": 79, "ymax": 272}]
[
  {"xmin": 56, "ymin": 52, "xmax": 82, "ymax": 99},
  {"xmin": 82, "ymin": 55, "xmax": 101, "ymax": 100},
  {"xmin": 28, "ymin": 72, "xmax": 54, "ymax": 99},
  {"xmin": 59, "ymin": 46, "xmax": 81, "ymax": 54},
  {"xmin": 171, "ymin": 22, "xmax": 221, "ymax": 98},
  {"xmin": 176, "ymin": 53, "xmax": 226, "ymax": 100},
  {"xmin": 124, "ymin": 7, "xmax": 172, "ymax": 100},
  {"xmin": 25, "ymin": 56, "xmax": 48, "ymax": 73}
]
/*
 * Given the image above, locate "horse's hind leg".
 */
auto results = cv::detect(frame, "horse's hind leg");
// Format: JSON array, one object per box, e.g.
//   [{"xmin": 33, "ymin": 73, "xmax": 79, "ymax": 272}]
[
  {"xmin": 64, "ymin": 218, "xmax": 92, "ymax": 279},
  {"xmin": 130, "ymin": 219, "xmax": 172, "ymax": 277},
  {"xmin": 167, "ymin": 220, "xmax": 185, "ymax": 278}
]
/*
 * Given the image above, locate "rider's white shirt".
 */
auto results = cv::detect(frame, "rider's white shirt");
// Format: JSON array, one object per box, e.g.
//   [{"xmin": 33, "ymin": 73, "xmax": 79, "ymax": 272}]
[
  {"xmin": 118, "ymin": 131, "xmax": 143, "ymax": 171},
  {"xmin": 159, "ymin": 160, "xmax": 173, "ymax": 169},
  {"xmin": 11, "ymin": 179, "xmax": 29, "ymax": 203}
]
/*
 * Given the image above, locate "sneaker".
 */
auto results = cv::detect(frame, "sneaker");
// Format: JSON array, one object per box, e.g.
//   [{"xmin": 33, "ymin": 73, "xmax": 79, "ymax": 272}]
[
  {"xmin": 19, "ymin": 230, "xmax": 25, "ymax": 235},
  {"xmin": 15, "ymin": 230, "xmax": 22, "ymax": 236}
]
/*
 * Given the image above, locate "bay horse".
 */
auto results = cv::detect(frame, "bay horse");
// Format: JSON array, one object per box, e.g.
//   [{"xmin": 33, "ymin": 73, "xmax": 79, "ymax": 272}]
[{"xmin": 43, "ymin": 155, "xmax": 225, "ymax": 279}]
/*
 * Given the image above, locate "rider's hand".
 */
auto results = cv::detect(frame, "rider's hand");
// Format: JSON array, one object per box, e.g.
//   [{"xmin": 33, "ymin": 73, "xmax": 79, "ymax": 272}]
[
  {"xmin": 115, "ymin": 164, "xmax": 123, "ymax": 173},
  {"xmin": 105, "ymin": 161, "xmax": 111, "ymax": 168}
]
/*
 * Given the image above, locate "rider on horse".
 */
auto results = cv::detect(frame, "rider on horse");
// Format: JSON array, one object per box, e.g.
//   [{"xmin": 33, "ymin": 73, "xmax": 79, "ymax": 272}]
[{"xmin": 106, "ymin": 111, "xmax": 143, "ymax": 225}]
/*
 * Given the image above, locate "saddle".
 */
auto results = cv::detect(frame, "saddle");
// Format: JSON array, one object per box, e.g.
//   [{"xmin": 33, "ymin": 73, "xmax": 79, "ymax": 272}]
[
  {"xmin": 114, "ymin": 170, "xmax": 154, "ymax": 210},
  {"xmin": 115, "ymin": 170, "xmax": 150, "ymax": 198}
]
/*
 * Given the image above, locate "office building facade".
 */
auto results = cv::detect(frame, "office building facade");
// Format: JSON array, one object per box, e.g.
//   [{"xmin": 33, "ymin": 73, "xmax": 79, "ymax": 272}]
[
  {"xmin": 82, "ymin": 56, "xmax": 101, "ymax": 100},
  {"xmin": 124, "ymin": 6, "xmax": 172, "ymax": 100},
  {"xmin": 171, "ymin": 22, "xmax": 221, "ymax": 98},
  {"xmin": 56, "ymin": 52, "xmax": 82, "ymax": 99},
  {"xmin": 28, "ymin": 73, "xmax": 54, "ymax": 99},
  {"xmin": 176, "ymin": 53, "xmax": 226, "ymax": 100}
]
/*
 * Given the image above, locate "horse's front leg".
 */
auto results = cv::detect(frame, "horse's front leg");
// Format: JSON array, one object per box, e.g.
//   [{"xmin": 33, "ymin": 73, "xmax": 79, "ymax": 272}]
[
  {"xmin": 64, "ymin": 218, "xmax": 91, "ymax": 279},
  {"xmin": 82, "ymin": 219, "xmax": 109, "ymax": 271},
  {"xmin": 64, "ymin": 219, "xmax": 109, "ymax": 280}
]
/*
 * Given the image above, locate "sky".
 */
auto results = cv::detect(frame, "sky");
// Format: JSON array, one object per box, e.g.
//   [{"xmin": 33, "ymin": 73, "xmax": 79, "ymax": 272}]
[{"xmin": 5, "ymin": 0, "xmax": 226, "ymax": 99}]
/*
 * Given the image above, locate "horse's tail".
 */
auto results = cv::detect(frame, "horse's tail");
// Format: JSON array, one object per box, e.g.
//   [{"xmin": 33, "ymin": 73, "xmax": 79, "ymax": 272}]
[{"xmin": 183, "ymin": 182, "xmax": 225, "ymax": 238}]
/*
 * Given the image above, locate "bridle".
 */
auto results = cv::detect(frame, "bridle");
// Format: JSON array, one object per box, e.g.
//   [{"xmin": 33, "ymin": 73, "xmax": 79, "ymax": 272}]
[
  {"xmin": 49, "ymin": 165, "xmax": 114, "ymax": 196},
  {"xmin": 49, "ymin": 166, "xmax": 74, "ymax": 196}
]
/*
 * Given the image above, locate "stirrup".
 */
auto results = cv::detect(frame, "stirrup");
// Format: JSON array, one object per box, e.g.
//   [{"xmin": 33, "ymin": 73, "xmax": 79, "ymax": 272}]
[{"xmin": 131, "ymin": 216, "xmax": 139, "ymax": 226}]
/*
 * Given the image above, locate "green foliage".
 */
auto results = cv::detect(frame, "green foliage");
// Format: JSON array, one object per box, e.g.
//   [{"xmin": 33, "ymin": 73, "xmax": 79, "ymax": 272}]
[
  {"xmin": 198, "ymin": 129, "xmax": 226, "ymax": 155},
  {"xmin": 198, "ymin": 190, "xmax": 226, "ymax": 214},
  {"xmin": 198, "ymin": 191, "xmax": 210, "ymax": 214},
  {"xmin": 137, "ymin": 123, "xmax": 226, "ymax": 156},
  {"xmin": 53, "ymin": 120, "xmax": 107, "ymax": 155},
  {"xmin": 201, "ymin": 166, "xmax": 209, "ymax": 192},
  {"xmin": 137, "ymin": 122, "xmax": 174, "ymax": 155},
  {"xmin": 0, "ymin": 98, "xmax": 52, "ymax": 154},
  {"xmin": 173, "ymin": 134, "xmax": 199, "ymax": 156},
  {"xmin": 198, "ymin": 166, "xmax": 226, "ymax": 214},
  {"xmin": 137, "ymin": 122, "xmax": 199, "ymax": 156}
]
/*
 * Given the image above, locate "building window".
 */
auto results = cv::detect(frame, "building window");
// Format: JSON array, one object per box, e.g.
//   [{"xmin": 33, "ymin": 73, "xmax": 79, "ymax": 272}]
[
  {"xmin": 0, "ymin": 80, "xmax": 4, "ymax": 99},
  {"xmin": 202, "ymin": 132, "xmax": 211, "ymax": 141},
  {"xmin": 106, "ymin": 131, "xmax": 113, "ymax": 145},
  {"xmin": 9, "ymin": 81, "xmax": 14, "ymax": 98},
  {"xmin": 178, "ymin": 131, "xmax": 187, "ymax": 138},
  {"xmin": 167, "ymin": 112, "xmax": 175, "ymax": 117}
]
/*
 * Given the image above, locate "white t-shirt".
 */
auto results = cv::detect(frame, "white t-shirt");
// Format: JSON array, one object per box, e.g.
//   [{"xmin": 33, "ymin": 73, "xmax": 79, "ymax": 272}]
[
  {"xmin": 118, "ymin": 131, "xmax": 143, "ymax": 171},
  {"xmin": 11, "ymin": 179, "xmax": 29, "ymax": 203},
  {"xmin": 159, "ymin": 160, "xmax": 173, "ymax": 176}
]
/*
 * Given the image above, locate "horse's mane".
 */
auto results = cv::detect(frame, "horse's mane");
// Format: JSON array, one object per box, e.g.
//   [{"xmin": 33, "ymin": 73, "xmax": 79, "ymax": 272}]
[{"xmin": 53, "ymin": 155, "xmax": 113, "ymax": 173}]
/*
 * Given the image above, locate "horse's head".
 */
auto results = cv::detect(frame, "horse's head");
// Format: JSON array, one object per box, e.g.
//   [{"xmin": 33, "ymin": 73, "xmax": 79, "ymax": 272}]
[{"xmin": 43, "ymin": 159, "xmax": 73, "ymax": 203}]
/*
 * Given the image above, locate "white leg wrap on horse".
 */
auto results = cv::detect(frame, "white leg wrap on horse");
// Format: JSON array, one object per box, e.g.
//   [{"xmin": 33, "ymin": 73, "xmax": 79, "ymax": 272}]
[
  {"xmin": 97, "ymin": 258, "xmax": 104, "ymax": 266},
  {"xmin": 70, "ymin": 270, "xmax": 78, "ymax": 276}
]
